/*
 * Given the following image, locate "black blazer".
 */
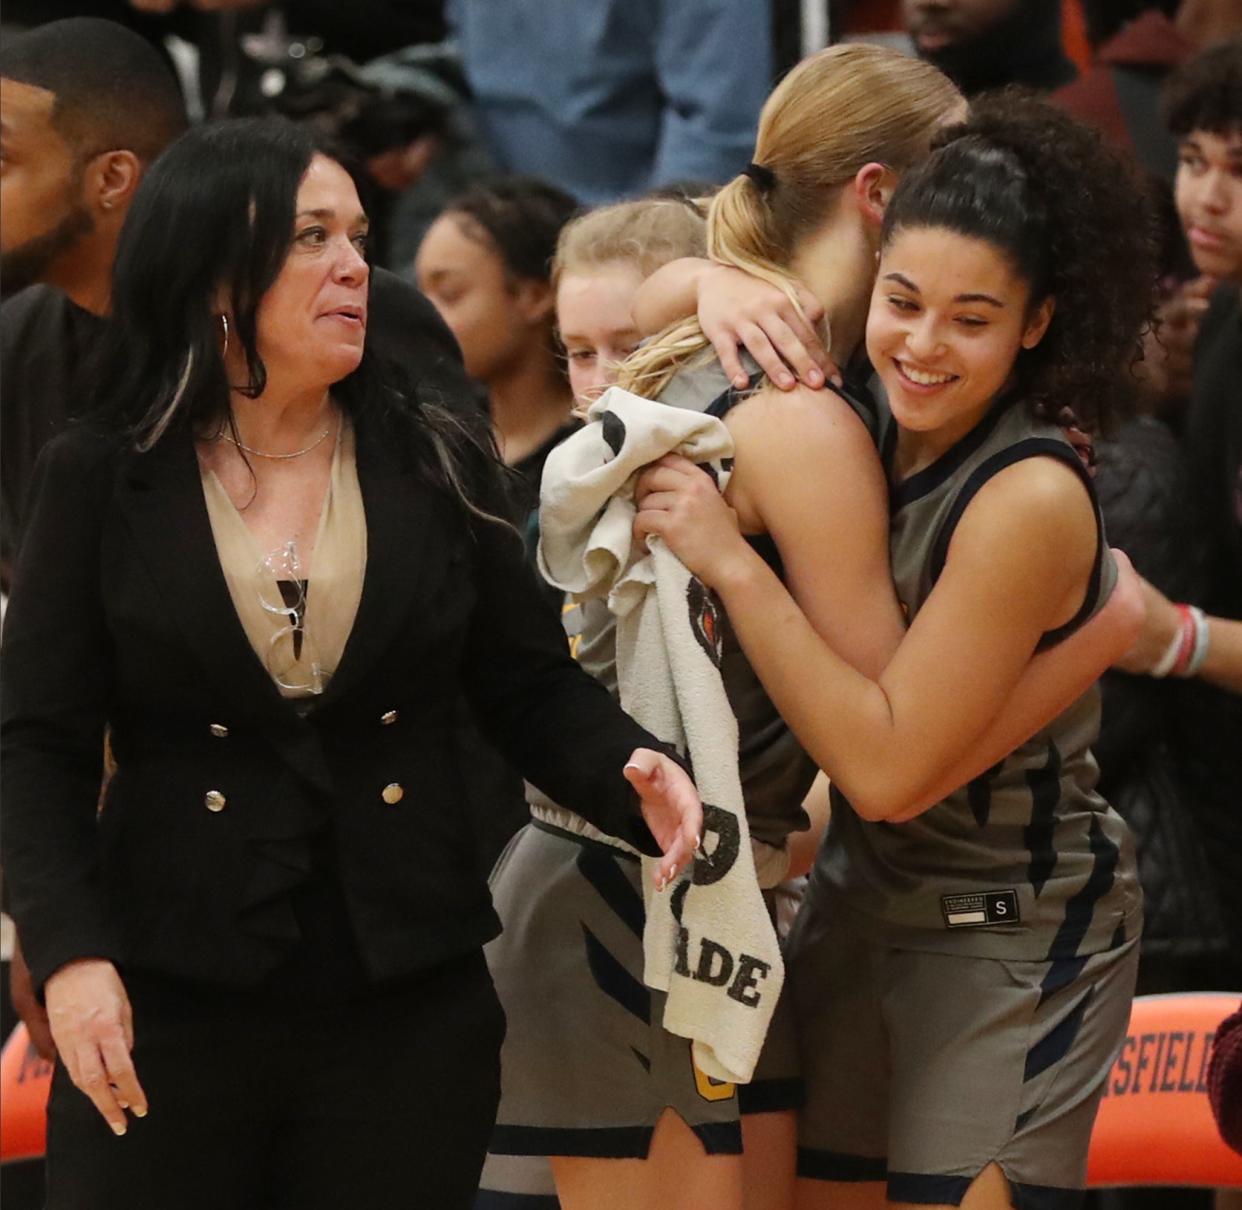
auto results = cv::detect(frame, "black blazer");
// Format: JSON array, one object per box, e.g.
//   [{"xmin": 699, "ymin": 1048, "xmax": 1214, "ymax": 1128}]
[{"xmin": 1, "ymin": 411, "xmax": 660, "ymax": 993}]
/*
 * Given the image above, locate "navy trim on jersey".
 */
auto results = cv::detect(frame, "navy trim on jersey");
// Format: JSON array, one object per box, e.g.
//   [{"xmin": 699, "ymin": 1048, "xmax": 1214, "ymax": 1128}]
[
  {"xmin": 923, "ymin": 437, "xmax": 1106, "ymax": 651},
  {"xmin": 967, "ymin": 758, "xmax": 1004, "ymax": 827},
  {"xmin": 576, "ymin": 845, "xmax": 644, "ymax": 939},
  {"xmin": 888, "ymin": 390, "xmax": 1019, "ymax": 513},
  {"xmin": 1014, "ymin": 1104, "xmax": 1039, "ymax": 1132},
  {"xmin": 704, "ymin": 370, "xmax": 765, "ymax": 419},
  {"xmin": 797, "ymin": 1148, "xmax": 888, "ymax": 1181},
  {"xmin": 691, "ymin": 1121, "xmax": 745, "ymax": 1155},
  {"xmin": 1046, "ymin": 815, "xmax": 1122, "ymax": 961},
  {"xmin": 737, "ymin": 1076, "xmax": 804, "ymax": 1114},
  {"xmin": 1023, "ymin": 989, "xmax": 1093, "ymax": 1082},
  {"xmin": 1010, "ymin": 1179, "xmax": 1088, "ymax": 1210},
  {"xmin": 1037, "ymin": 953, "xmax": 1089, "ymax": 1008},
  {"xmin": 489, "ymin": 1120, "xmax": 743, "ymax": 1160},
  {"xmin": 888, "ymin": 1172, "xmax": 973, "ymax": 1204},
  {"xmin": 704, "ymin": 367, "xmax": 880, "ymax": 439},
  {"xmin": 1025, "ymin": 741, "xmax": 1062, "ymax": 896},
  {"xmin": 489, "ymin": 1124, "xmax": 655, "ymax": 1159},
  {"xmin": 582, "ymin": 923, "xmax": 651, "ymax": 1023},
  {"xmin": 887, "ymin": 1172, "xmax": 1086, "ymax": 1208},
  {"xmin": 474, "ymin": 1193, "xmax": 561, "ymax": 1210}
]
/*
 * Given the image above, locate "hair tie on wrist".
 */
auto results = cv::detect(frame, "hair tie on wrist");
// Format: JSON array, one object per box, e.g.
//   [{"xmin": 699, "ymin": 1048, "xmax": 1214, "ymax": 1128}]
[{"xmin": 743, "ymin": 162, "xmax": 776, "ymax": 192}]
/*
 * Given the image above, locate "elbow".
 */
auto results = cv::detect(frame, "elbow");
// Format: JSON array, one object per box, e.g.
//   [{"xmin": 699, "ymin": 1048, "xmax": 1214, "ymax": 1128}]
[
  {"xmin": 833, "ymin": 777, "xmax": 923, "ymax": 824},
  {"xmin": 848, "ymin": 794, "xmax": 912, "ymax": 824}
]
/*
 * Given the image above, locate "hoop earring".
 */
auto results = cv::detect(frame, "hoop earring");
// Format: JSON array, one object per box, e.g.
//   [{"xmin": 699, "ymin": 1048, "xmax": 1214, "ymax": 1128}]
[{"xmin": 218, "ymin": 314, "xmax": 230, "ymax": 362}]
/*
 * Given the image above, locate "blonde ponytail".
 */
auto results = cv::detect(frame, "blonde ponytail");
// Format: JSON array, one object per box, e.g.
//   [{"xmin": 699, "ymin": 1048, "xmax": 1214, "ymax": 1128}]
[{"xmin": 618, "ymin": 43, "xmax": 962, "ymax": 399}]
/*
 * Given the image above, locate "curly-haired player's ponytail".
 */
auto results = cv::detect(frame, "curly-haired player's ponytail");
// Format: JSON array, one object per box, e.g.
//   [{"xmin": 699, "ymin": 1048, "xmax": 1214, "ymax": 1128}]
[{"xmin": 881, "ymin": 90, "xmax": 1158, "ymax": 432}]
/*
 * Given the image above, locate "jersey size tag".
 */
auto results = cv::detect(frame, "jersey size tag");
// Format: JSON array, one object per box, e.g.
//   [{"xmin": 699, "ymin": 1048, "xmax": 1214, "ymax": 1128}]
[{"xmin": 941, "ymin": 890, "xmax": 1020, "ymax": 928}]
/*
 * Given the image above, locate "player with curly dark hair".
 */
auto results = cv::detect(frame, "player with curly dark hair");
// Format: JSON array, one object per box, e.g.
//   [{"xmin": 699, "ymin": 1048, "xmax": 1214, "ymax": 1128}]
[{"xmin": 634, "ymin": 93, "xmax": 1155, "ymax": 1210}]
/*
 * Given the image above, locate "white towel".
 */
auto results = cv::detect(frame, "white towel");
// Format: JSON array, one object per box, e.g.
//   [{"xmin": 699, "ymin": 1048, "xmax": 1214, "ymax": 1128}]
[{"xmin": 538, "ymin": 386, "xmax": 784, "ymax": 1085}]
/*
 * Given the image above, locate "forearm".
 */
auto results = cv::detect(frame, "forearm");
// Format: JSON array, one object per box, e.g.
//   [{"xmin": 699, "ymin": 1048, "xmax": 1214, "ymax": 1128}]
[
  {"xmin": 910, "ymin": 593, "xmax": 1136, "ymax": 814},
  {"xmin": 632, "ymin": 258, "xmax": 712, "ymax": 336},
  {"xmin": 715, "ymin": 552, "xmax": 908, "ymax": 819},
  {"xmin": 1199, "ymin": 615, "xmax": 1242, "ymax": 693}
]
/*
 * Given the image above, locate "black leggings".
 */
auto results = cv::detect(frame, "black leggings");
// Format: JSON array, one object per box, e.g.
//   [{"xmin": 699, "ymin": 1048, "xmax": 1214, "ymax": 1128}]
[{"xmin": 45, "ymin": 951, "xmax": 505, "ymax": 1210}]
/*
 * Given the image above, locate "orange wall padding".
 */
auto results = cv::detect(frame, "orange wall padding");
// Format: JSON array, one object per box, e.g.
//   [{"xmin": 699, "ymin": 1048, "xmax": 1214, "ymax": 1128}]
[{"xmin": 1087, "ymin": 993, "xmax": 1242, "ymax": 1188}]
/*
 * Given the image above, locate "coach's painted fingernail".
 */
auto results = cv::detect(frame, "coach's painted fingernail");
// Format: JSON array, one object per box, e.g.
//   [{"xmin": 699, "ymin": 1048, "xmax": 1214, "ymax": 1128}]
[
  {"xmin": 132, "ymin": 1105, "xmax": 148, "ymax": 1118},
  {"xmin": 111, "ymin": 1122, "xmax": 127, "ymax": 1137}
]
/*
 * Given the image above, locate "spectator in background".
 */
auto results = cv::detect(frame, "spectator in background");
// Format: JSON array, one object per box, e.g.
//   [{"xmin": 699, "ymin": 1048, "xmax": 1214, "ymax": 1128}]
[
  {"xmin": 1161, "ymin": 36, "xmax": 1242, "ymax": 982},
  {"xmin": 902, "ymin": 0, "xmax": 1078, "ymax": 94},
  {"xmin": 0, "ymin": 17, "xmax": 187, "ymax": 581},
  {"xmin": 415, "ymin": 178, "xmax": 579, "ymax": 534},
  {"xmin": 1053, "ymin": 3, "xmax": 1194, "ymax": 183},
  {"xmin": 446, "ymin": 0, "xmax": 772, "ymax": 205},
  {"xmin": 1168, "ymin": 39, "xmax": 1242, "ymax": 624},
  {"xmin": 1054, "ymin": 2, "xmax": 1242, "ymax": 189}
]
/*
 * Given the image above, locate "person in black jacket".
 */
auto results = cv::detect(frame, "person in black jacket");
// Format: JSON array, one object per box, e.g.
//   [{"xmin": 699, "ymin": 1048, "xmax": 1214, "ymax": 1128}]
[{"xmin": 0, "ymin": 117, "xmax": 700, "ymax": 1210}]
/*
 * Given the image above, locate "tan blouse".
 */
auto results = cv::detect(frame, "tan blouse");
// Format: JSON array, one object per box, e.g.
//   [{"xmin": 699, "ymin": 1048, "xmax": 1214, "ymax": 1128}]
[{"xmin": 201, "ymin": 421, "xmax": 367, "ymax": 699}]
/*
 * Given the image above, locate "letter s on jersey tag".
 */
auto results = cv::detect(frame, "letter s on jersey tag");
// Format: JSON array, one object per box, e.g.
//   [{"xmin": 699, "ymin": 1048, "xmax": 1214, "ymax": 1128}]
[{"xmin": 941, "ymin": 889, "xmax": 1021, "ymax": 928}]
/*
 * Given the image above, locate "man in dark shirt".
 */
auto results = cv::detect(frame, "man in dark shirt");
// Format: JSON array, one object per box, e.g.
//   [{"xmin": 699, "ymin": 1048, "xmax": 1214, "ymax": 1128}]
[
  {"xmin": 0, "ymin": 18, "xmax": 187, "ymax": 582},
  {"xmin": 900, "ymin": 0, "xmax": 1078, "ymax": 95}
]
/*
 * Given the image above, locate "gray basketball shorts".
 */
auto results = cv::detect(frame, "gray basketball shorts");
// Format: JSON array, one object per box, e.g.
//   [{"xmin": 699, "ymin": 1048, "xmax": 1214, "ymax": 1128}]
[
  {"xmin": 483, "ymin": 821, "xmax": 801, "ymax": 1162},
  {"xmin": 786, "ymin": 899, "xmax": 1139, "ymax": 1208}
]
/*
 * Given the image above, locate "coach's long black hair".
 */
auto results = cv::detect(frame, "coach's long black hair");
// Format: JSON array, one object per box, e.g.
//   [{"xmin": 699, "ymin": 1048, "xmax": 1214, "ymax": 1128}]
[
  {"xmin": 881, "ymin": 91, "xmax": 1157, "ymax": 432},
  {"xmin": 94, "ymin": 117, "xmax": 507, "ymax": 519}
]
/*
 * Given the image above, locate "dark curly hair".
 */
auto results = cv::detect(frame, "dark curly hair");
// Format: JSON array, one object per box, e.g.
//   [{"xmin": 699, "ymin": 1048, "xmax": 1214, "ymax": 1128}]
[
  {"xmin": 1163, "ymin": 38, "xmax": 1242, "ymax": 138},
  {"xmin": 445, "ymin": 176, "xmax": 579, "ymax": 284},
  {"xmin": 881, "ymin": 90, "xmax": 1157, "ymax": 432}
]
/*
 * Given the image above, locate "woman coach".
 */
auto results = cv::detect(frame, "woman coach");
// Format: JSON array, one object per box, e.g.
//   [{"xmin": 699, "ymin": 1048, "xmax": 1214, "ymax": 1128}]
[{"xmin": 0, "ymin": 118, "xmax": 699, "ymax": 1210}]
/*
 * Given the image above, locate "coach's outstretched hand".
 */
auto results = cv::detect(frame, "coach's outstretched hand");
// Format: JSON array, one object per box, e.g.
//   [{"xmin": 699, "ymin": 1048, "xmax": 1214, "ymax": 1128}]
[{"xmin": 624, "ymin": 749, "xmax": 703, "ymax": 891}]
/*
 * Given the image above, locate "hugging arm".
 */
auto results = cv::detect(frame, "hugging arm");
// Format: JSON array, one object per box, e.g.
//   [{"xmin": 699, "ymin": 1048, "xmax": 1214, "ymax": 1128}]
[
  {"xmin": 633, "ymin": 259, "xmax": 837, "ymax": 391},
  {"xmin": 638, "ymin": 453, "xmax": 1107, "ymax": 820}
]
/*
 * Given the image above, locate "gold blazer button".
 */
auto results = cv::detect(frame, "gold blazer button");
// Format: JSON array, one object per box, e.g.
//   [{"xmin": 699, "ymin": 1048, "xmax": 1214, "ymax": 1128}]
[
  {"xmin": 381, "ymin": 783, "xmax": 404, "ymax": 805},
  {"xmin": 380, "ymin": 710, "xmax": 399, "ymax": 726},
  {"xmin": 205, "ymin": 790, "xmax": 227, "ymax": 812},
  {"xmin": 209, "ymin": 723, "xmax": 229, "ymax": 738}
]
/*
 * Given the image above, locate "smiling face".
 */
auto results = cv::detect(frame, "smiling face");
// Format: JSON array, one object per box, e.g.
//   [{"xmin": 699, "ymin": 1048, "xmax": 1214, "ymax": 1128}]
[
  {"xmin": 251, "ymin": 154, "xmax": 370, "ymax": 390},
  {"xmin": 1175, "ymin": 127, "xmax": 1242, "ymax": 283},
  {"xmin": 556, "ymin": 261, "xmax": 645, "ymax": 405},
  {"xmin": 867, "ymin": 225, "xmax": 1052, "ymax": 453},
  {"xmin": 0, "ymin": 77, "xmax": 93, "ymax": 293}
]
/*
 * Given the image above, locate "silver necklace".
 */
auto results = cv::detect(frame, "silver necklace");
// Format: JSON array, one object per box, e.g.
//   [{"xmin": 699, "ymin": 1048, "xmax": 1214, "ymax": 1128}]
[{"xmin": 218, "ymin": 420, "xmax": 335, "ymax": 460}]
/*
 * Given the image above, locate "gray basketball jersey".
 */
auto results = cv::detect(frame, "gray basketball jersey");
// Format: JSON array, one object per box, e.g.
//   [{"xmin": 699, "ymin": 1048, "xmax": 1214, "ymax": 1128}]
[
  {"xmin": 533, "ymin": 355, "xmax": 878, "ymax": 848},
  {"xmin": 815, "ymin": 395, "xmax": 1142, "ymax": 961}
]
